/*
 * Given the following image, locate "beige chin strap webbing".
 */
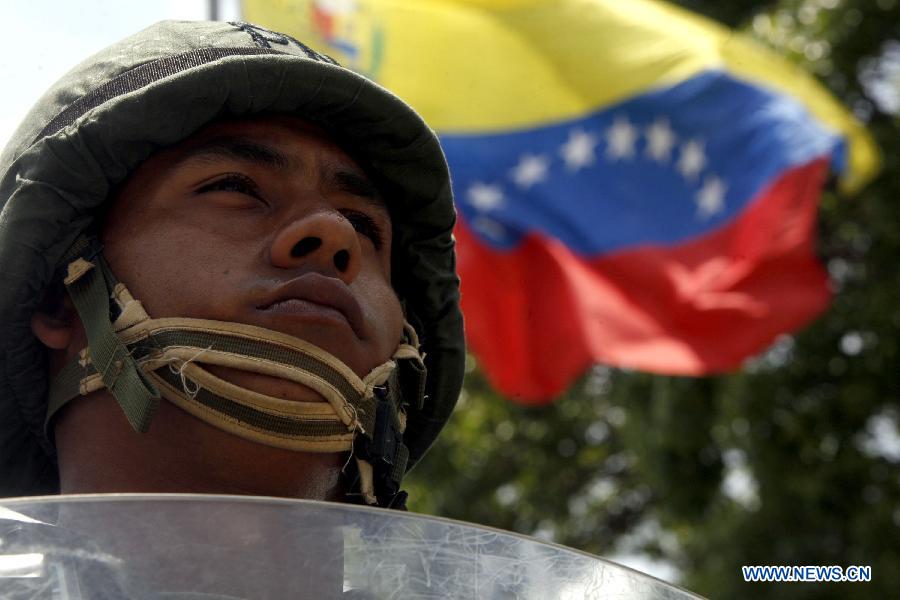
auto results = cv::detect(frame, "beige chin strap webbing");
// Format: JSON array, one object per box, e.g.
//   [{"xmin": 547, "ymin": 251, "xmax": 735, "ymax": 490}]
[{"xmin": 47, "ymin": 238, "xmax": 426, "ymax": 508}]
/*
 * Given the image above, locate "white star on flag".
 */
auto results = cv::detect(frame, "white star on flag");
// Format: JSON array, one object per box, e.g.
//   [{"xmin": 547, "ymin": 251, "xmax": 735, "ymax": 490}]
[
  {"xmin": 467, "ymin": 182, "xmax": 505, "ymax": 211},
  {"xmin": 645, "ymin": 117, "xmax": 676, "ymax": 163},
  {"xmin": 560, "ymin": 128, "xmax": 598, "ymax": 171},
  {"xmin": 696, "ymin": 175, "xmax": 727, "ymax": 219},
  {"xmin": 510, "ymin": 153, "xmax": 550, "ymax": 189},
  {"xmin": 605, "ymin": 116, "xmax": 638, "ymax": 160},
  {"xmin": 677, "ymin": 139, "xmax": 706, "ymax": 180}
]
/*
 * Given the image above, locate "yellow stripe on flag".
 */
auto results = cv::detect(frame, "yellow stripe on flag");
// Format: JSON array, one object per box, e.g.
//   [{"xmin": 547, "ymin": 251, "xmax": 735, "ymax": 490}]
[{"xmin": 242, "ymin": 0, "xmax": 879, "ymax": 192}]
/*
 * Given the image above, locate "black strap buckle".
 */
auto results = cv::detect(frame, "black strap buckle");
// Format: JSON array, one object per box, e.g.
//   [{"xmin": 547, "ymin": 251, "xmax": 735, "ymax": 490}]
[{"xmin": 346, "ymin": 386, "xmax": 410, "ymax": 509}]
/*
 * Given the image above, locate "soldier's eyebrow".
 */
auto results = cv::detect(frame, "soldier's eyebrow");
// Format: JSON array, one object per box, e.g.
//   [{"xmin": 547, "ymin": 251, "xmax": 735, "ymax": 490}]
[
  {"xmin": 178, "ymin": 136, "xmax": 291, "ymax": 169},
  {"xmin": 328, "ymin": 170, "xmax": 386, "ymax": 210},
  {"xmin": 316, "ymin": 156, "xmax": 389, "ymax": 216}
]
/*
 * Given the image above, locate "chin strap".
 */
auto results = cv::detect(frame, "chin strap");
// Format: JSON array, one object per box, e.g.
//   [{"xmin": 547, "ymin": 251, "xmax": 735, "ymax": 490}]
[{"xmin": 47, "ymin": 236, "xmax": 426, "ymax": 508}]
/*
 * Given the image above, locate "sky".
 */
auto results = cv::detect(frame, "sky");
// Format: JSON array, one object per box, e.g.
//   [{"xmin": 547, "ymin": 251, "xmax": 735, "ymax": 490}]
[{"xmin": 0, "ymin": 0, "xmax": 242, "ymax": 150}]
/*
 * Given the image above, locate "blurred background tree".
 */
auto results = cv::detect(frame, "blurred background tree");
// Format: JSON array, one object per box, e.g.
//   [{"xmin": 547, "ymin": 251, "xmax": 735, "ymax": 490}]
[{"xmin": 405, "ymin": 1, "xmax": 900, "ymax": 597}]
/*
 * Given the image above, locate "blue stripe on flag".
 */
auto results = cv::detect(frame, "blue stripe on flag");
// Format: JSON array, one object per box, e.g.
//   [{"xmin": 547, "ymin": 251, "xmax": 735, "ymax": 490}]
[{"xmin": 441, "ymin": 70, "xmax": 845, "ymax": 254}]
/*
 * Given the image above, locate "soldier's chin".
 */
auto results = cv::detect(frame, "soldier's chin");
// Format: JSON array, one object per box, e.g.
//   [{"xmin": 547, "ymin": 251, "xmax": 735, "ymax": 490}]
[{"xmin": 203, "ymin": 365, "xmax": 326, "ymax": 403}]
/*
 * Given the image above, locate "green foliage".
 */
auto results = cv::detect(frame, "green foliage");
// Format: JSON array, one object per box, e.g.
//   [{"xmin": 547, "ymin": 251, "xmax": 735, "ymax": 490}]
[{"xmin": 406, "ymin": 1, "xmax": 900, "ymax": 598}]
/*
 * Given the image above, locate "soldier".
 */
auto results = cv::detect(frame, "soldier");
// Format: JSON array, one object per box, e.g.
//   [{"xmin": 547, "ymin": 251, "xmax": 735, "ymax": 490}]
[{"xmin": 0, "ymin": 20, "xmax": 464, "ymax": 511}]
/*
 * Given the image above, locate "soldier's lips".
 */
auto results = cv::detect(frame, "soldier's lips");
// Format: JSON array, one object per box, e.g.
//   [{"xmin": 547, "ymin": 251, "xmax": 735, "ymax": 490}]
[
  {"xmin": 256, "ymin": 273, "xmax": 365, "ymax": 338},
  {"xmin": 261, "ymin": 298, "xmax": 352, "ymax": 331}
]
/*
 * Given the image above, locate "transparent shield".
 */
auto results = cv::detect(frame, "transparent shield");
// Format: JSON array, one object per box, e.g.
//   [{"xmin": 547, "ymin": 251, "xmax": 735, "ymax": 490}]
[{"xmin": 0, "ymin": 495, "xmax": 702, "ymax": 599}]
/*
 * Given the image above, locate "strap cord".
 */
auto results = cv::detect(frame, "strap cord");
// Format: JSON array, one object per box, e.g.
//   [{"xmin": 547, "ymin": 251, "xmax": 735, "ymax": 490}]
[{"xmin": 59, "ymin": 250, "xmax": 159, "ymax": 432}]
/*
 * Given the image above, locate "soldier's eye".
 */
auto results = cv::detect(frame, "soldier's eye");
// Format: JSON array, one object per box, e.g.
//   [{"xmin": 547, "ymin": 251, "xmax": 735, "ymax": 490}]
[
  {"xmin": 196, "ymin": 173, "xmax": 265, "ymax": 204},
  {"xmin": 341, "ymin": 209, "xmax": 384, "ymax": 250}
]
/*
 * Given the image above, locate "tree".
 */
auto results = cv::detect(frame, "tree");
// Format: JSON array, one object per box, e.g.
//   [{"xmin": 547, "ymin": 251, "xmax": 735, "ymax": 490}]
[{"xmin": 406, "ymin": 1, "xmax": 900, "ymax": 597}]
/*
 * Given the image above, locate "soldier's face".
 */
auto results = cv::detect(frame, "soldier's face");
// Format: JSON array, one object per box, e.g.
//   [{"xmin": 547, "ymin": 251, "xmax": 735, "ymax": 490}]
[
  {"xmin": 103, "ymin": 115, "xmax": 405, "ymax": 399},
  {"xmin": 45, "ymin": 115, "xmax": 405, "ymax": 500}
]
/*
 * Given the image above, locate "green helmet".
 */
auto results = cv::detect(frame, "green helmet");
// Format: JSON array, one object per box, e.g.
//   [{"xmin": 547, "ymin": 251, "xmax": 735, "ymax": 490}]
[{"xmin": 0, "ymin": 21, "xmax": 464, "ymax": 502}]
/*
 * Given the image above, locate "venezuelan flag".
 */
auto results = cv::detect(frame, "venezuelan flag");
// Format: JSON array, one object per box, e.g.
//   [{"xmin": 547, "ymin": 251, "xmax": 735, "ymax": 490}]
[{"xmin": 243, "ymin": 0, "xmax": 879, "ymax": 403}]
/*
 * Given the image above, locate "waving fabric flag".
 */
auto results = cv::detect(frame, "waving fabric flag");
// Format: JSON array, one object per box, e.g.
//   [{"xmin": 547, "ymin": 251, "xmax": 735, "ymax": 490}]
[{"xmin": 242, "ymin": 0, "xmax": 879, "ymax": 404}]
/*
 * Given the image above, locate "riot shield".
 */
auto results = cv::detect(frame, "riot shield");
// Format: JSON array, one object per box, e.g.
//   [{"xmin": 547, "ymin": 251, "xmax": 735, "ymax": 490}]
[{"xmin": 0, "ymin": 494, "xmax": 702, "ymax": 599}]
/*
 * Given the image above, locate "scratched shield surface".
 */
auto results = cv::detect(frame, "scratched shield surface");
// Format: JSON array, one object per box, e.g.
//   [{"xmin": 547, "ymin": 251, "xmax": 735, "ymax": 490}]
[{"xmin": 0, "ymin": 495, "xmax": 701, "ymax": 599}]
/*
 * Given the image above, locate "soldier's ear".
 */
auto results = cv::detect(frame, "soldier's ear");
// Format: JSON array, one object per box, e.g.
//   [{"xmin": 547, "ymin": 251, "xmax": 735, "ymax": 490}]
[{"xmin": 31, "ymin": 295, "xmax": 76, "ymax": 350}]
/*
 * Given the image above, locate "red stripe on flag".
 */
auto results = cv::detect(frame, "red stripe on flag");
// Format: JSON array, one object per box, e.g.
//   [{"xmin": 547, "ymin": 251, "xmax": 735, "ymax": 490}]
[{"xmin": 456, "ymin": 158, "xmax": 832, "ymax": 404}]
